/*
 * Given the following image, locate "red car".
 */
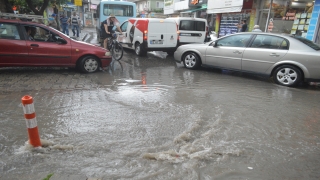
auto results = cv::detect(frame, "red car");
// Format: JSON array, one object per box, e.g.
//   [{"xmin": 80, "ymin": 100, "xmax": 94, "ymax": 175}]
[{"xmin": 0, "ymin": 18, "xmax": 111, "ymax": 73}]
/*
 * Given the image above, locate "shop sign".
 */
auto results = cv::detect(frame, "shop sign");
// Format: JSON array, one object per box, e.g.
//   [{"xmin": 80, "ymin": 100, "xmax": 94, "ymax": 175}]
[
  {"xmin": 189, "ymin": 0, "xmax": 207, "ymax": 7},
  {"xmin": 74, "ymin": 0, "xmax": 82, "ymax": 6},
  {"xmin": 207, "ymin": 0, "xmax": 243, "ymax": 14},
  {"xmin": 191, "ymin": 0, "xmax": 199, "ymax": 5},
  {"xmin": 90, "ymin": 4, "xmax": 97, "ymax": 10}
]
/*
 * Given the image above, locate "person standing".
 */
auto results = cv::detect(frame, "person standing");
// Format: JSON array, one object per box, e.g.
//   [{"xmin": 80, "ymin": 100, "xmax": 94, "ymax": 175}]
[
  {"xmin": 70, "ymin": 12, "xmax": 80, "ymax": 38},
  {"xmin": 236, "ymin": 20, "xmax": 243, "ymax": 32},
  {"xmin": 48, "ymin": 14, "xmax": 58, "ymax": 30},
  {"xmin": 240, "ymin": 20, "xmax": 248, "ymax": 32},
  {"xmin": 252, "ymin": 25, "xmax": 262, "ymax": 32},
  {"xmin": 60, "ymin": 14, "xmax": 70, "ymax": 35}
]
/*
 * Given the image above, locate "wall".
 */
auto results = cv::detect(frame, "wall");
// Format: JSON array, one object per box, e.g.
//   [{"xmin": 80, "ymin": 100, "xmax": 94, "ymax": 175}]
[{"xmin": 306, "ymin": 0, "xmax": 320, "ymax": 41}]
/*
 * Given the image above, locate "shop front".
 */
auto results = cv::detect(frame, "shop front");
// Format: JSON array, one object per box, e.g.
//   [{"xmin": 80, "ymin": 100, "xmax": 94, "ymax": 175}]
[
  {"xmin": 206, "ymin": 0, "xmax": 320, "ymax": 43},
  {"xmin": 254, "ymin": 0, "xmax": 320, "ymax": 43},
  {"xmin": 207, "ymin": 0, "xmax": 254, "ymax": 38}
]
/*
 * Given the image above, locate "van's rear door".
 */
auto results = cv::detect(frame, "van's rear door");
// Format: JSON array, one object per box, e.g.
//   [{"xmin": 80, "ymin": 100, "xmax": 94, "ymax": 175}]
[
  {"xmin": 148, "ymin": 19, "xmax": 177, "ymax": 48},
  {"xmin": 179, "ymin": 20, "xmax": 206, "ymax": 43}
]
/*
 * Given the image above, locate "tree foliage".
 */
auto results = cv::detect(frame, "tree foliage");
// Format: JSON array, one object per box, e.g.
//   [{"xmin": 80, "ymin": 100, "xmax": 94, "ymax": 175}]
[{"xmin": 7, "ymin": 0, "xmax": 68, "ymax": 15}]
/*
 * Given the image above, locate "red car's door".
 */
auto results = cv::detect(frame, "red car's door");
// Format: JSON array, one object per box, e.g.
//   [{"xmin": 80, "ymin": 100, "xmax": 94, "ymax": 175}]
[
  {"xmin": 25, "ymin": 26, "xmax": 71, "ymax": 65},
  {"xmin": 0, "ymin": 23, "xmax": 29, "ymax": 65}
]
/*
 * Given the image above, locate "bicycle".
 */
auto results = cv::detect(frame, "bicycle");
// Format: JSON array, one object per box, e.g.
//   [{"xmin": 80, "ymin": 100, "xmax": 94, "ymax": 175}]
[{"xmin": 107, "ymin": 33, "xmax": 123, "ymax": 61}]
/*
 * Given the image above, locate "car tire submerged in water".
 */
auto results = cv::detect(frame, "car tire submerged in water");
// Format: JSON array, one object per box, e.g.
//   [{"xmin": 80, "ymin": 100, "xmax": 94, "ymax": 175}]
[
  {"xmin": 272, "ymin": 65, "xmax": 302, "ymax": 87},
  {"xmin": 79, "ymin": 56, "xmax": 100, "ymax": 73},
  {"xmin": 135, "ymin": 42, "xmax": 146, "ymax": 56},
  {"xmin": 183, "ymin": 52, "xmax": 201, "ymax": 70}
]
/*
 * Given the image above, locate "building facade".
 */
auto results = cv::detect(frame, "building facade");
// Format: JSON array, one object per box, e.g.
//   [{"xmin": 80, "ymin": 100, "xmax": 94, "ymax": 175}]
[{"xmin": 162, "ymin": 0, "xmax": 320, "ymax": 43}]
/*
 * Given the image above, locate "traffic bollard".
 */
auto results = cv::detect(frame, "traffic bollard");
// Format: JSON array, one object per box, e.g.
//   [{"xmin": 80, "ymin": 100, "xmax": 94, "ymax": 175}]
[{"xmin": 21, "ymin": 95, "xmax": 41, "ymax": 147}]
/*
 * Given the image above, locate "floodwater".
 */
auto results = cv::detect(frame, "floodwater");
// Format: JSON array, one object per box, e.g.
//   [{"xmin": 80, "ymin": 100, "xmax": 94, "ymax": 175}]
[{"xmin": 1, "ymin": 50, "xmax": 320, "ymax": 180}]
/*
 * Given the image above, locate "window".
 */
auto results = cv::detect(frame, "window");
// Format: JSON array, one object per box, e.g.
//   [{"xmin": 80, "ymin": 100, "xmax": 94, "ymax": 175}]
[
  {"xmin": 179, "ymin": 20, "xmax": 205, "ymax": 31},
  {"xmin": 156, "ymin": 1, "xmax": 164, "ymax": 8},
  {"xmin": 216, "ymin": 34, "xmax": 252, "ymax": 47},
  {"xmin": 0, "ymin": 23, "xmax": 20, "ymax": 40},
  {"xmin": 103, "ymin": 4, "xmax": 134, "ymax": 17},
  {"xmin": 24, "ymin": 25, "xmax": 59, "ymax": 43},
  {"xmin": 121, "ymin": 21, "xmax": 128, "ymax": 32},
  {"xmin": 250, "ymin": 35, "xmax": 289, "ymax": 49},
  {"xmin": 195, "ymin": 21, "xmax": 205, "ymax": 31}
]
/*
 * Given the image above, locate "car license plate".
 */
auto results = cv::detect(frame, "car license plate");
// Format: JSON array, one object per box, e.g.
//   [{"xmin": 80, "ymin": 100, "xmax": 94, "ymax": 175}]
[{"xmin": 150, "ymin": 40, "xmax": 163, "ymax": 44}]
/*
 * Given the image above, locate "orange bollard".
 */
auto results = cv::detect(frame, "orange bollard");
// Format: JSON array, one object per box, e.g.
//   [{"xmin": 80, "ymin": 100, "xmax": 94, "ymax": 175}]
[{"xmin": 21, "ymin": 95, "xmax": 41, "ymax": 147}]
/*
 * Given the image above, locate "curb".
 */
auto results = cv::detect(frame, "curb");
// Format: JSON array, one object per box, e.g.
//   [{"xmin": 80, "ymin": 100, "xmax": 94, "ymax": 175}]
[{"xmin": 82, "ymin": 33, "xmax": 88, "ymax": 41}]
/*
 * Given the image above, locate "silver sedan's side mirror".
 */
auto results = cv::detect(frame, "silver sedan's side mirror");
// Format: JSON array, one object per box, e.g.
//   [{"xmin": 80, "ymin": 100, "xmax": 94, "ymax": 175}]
[{"xmin": 213, "ymin": 41, "xmax": 218, "ymax": 47}]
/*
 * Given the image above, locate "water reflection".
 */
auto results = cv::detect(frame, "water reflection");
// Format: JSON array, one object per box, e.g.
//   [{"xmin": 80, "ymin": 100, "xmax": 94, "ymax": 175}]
[
  {"xmin": 1, "ymin": 51, "xmax": 320, "ymax": 179},
  {"xmin": 108, "ymin": 60, "xmax": 123, "ymax": 76}
]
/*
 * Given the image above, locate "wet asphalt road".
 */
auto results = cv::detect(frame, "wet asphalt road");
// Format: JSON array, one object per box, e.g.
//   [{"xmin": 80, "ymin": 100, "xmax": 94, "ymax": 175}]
[{"xmin": 0, "ymin": 29, "xmax": 320, "ymax": 180}]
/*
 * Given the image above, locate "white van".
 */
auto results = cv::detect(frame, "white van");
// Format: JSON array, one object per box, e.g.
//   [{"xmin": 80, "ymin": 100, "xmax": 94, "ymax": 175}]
[
  {"xmin": 116, "ymin": 18, "xmax": 179, "ymax": 56},
  {"xmin": 167, "ymin": 17, "xmax": 208, "ymax": 45}
]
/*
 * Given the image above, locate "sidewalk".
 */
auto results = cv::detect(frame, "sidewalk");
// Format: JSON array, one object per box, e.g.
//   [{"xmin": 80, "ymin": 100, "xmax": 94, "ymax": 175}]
[
  {"xmin": 79, "ymin": 27, "xmax": 96, "ymax": 41},
  {"xmin": 65, "ymin": 27, "xmax": 96, "ymax": 41}
]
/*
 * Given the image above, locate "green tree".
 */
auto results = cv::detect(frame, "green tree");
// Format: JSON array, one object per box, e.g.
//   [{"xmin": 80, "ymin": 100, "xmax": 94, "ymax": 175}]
[
  {"xmin": 7, "ymin": 0, "xmax": 67, "ymax": 15},
  {"xmin": 1, "ymin": 0, "xmax": 15, "ymax": 13}
]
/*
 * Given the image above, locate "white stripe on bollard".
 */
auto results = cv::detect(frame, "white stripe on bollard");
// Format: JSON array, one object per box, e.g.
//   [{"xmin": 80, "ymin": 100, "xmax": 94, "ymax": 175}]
[
  {"xmin": 22, "ymin": 104, "xmax": 35, "ymax": 114},
  {"xmin": 25, "ymin": 118, "xmax": 38, "ymax": 129}
]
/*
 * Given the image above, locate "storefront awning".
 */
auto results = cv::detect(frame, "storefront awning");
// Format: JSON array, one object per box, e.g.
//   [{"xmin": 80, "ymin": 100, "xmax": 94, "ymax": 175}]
[
  {"xmin": 207, "ymin": 0, "xmax": 243, "ymax": 14},
  {"xmin": 181, "ymin": 7, "xmax": 207, "ymax": 14}
]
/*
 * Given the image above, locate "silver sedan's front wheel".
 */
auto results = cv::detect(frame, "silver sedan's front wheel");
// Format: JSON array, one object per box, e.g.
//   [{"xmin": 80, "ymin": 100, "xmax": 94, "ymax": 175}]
[
  {"xmin": 272, "ymin": 65, "xmax": 302, "ymax": 87},
  {"xmin": 183, "ymin": 52, "xmax": 201, "ymax": 69},
  {"xmin": 79, "ymin": 56, "xmax": 100, "ymax": 73}
]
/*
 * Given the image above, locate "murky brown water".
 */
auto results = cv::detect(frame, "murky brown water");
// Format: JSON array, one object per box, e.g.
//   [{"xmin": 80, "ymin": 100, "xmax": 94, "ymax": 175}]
[{"xmin": 1, "ymin": 50, "xmax": 320, "ymax": 179}]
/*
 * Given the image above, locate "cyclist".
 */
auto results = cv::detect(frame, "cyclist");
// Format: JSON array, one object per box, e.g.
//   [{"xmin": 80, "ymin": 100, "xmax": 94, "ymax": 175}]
[{"xmin": 102, "ymin": 14, "xmax": 123, "ymax": 49}]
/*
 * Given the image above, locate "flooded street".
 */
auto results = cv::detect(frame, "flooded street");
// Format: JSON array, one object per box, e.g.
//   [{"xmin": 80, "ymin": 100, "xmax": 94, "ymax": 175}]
[{"xmin": 1, "ymin": 42, "xmax": 320, "ymax": 179}]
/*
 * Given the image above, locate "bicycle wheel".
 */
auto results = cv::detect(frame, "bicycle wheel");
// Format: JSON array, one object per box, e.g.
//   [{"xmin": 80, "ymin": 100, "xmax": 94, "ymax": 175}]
[{"xmin": 112, "ymin": 42, "xmax": 123, "ymax": 61}]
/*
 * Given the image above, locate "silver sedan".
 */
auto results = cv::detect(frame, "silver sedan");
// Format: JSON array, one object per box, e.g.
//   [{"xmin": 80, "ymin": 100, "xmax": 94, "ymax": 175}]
[{"xmin": 174, "ymin": 32, "xmax": 320, "ymax": 87}]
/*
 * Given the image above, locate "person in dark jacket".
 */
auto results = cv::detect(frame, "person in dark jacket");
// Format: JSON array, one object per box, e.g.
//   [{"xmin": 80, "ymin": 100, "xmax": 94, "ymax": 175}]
[
  {"xmin": 240, "ymin": 20, "xmax": 248, "ymax": 32},
  {"xmin": 60, "ymin": 14, "xmax": 70, "ymax": 35}
]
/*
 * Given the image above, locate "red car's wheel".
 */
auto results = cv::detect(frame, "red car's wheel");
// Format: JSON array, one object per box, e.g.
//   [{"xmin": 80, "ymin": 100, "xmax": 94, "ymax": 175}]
[{"xmin": 79, "ymin": 56, "xmax": 100, "ymax": 73}]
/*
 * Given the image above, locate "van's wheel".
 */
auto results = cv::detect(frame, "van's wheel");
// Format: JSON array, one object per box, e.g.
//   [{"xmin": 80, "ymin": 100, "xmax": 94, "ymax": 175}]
[
  {"xmin": 272, "ymin": 65, "xmax": 302, "ymax": 87},
  {"xmin": 135, "ymin": 42, "xmax": 146, "ymax": 56},
  {"xmin": 182, "ymin": 52, "xmax": 201, "ymax": 70},
  {"xmin": 78, "ymin": 55, "xmax": 100, "ymax": 73}
]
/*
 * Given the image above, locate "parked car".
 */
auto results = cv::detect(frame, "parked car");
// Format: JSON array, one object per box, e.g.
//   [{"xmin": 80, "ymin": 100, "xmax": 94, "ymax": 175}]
[
  {"xmin": 0, "ymin": 18, "xmax": 112, "ymax": 73},
  {"xmin": 174, "ymin": 32, "xmax": 320, "ymax": 87},
  {"xmin": 117, "ymin": 18, "xmax": 178, "ymax": 56}
]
